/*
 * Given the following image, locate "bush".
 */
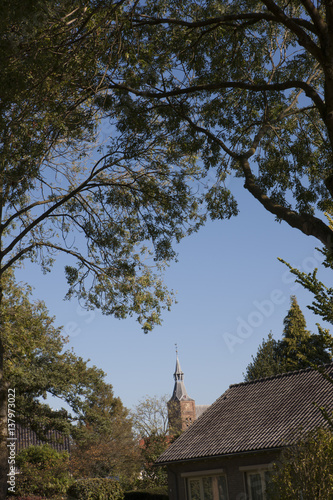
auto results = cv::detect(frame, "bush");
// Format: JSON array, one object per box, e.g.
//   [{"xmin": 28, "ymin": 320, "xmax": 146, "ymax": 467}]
[
  {"xmin": 67, "ymin": 478, "xmax": 124, "ymax": 500},
  {"xmin": 124, "ymin": 489, "xmax": 168, "ymax": 500},
  {"xmin": 267, "ymin": 427, "xmax": 333, "ymax": 499},
  {"xmin": 15, "ymin": 444, "xmax": 71, "ymax": 498}
]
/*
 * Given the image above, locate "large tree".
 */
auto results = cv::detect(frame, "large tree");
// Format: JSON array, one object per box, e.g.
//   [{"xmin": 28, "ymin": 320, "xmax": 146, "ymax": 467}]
[
  {"xmin": 5, "ymin": 0, "xmax": 333, "ymax": 494},
  {"xmin": 2, "ymin": 272, "xmax": 141, "ymax": 495},
  {"xmin": 3, "ymin": 271, "xmax": 137, "ymax": 473},
  {"xmin": 244, "ymin": 296, "xmax": 333, "ymax": 381},
  {"xmin": 130, "ymin": 395, "xmax": 173, "ymax": 490},
  {"xmin": 110, "ymin": 0, "xmax": 333, "ymax": 251},
  {"xmin": 243, "ymin": 332, "xmax": 283, "ymax": 381},
  {"xmin": 69, "ymin": 385, "xmax": 140, "ymax": 487},
  {"xmin": 131, "ymin": 395, "xmax": 170, "ymax": 439},
  {"xmin": 0, "ymin": 1, "xmax": 202, "ymax": 493}
]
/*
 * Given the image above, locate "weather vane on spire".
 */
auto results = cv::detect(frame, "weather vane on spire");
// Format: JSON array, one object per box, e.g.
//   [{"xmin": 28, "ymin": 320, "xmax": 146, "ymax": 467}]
[{"xmin": 175, "ymin": 343, "xmax": 178, "ymax": 356}]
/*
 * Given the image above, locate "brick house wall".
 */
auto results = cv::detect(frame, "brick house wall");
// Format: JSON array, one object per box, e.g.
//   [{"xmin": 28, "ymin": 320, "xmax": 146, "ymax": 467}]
[{"xmin": 165, "ymin": 449, "xmax": 281, "ymax": 500}]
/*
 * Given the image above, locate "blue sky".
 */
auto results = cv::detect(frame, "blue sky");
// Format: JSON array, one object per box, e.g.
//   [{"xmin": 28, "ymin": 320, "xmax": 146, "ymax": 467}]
[{"xmin": 15, "ymin": 175, "xmax": 331, "ymax": 412}]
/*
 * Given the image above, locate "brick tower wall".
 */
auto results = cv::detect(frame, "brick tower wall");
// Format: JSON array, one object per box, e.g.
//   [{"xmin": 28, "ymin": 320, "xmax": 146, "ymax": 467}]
[{"xmin": 179, "ymin": 400, "xmax": 196, "ymax": 431}]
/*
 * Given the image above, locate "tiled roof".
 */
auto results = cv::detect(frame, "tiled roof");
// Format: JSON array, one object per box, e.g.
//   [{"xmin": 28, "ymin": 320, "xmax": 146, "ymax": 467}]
[
  {"xmin": 15, "ymin": 423, "xmax": 71, "ymax": 453},
  {"xmin": 195, "ymin": 405, "xmax": 210, "ymax": 419},
  {"xmin": 157, "ymin": 365, "xmax": 333, "ymax": 464}
]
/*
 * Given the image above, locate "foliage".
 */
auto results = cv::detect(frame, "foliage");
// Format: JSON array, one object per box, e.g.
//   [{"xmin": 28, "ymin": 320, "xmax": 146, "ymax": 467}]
[
  {"xmin": 2, "ymin": 273, "xmax": 139, "ymax": 488},
  {"xmin": 281, "ymin": 259, "xmax": 333, "ymax": 325},
  {"xmin": 267, "ymin": 428, "xmax": 333, "ymax": 500},
  {"xmin": 111, "ymin": 1, "xmax": 333, "ymax": 251},
  {"xmin": 131, "ymin": 395, "xmax": 174, "ymax": 489},
  {"xmin": 244, "ymin": 296, "xmax": 333, "ymax": 381},
  {"xmin": 0, "ymin": 0, "xmax": 203, "ymax": 333},
  {"xmin": 243, "ymin": 332, "xmax": 283, "ymax": 381},
  {"xmin": 280, "ymin": 295, "xmax": 333, "ymax": 370},
  {"xmin": 0, "ymin": 0, "xmax": 203, "ymax": 493},
  {"xmin": 70, "ymin": 403, "xmax": 140, "ymax": 487},
  {"xmin": 131, "ymin": 396, "xmax": 170, "ymax": 439},
  {"xmin": 69, "ymin": 362, "xmax": 140, "ymax": 486},
  {"xmin": 3, "ymin": 272, "xmax": 133, "ymax": 445},
  {"xmin": 136, "ymin": 433, "xmax": 169, "ymax": 490},
  {"xmin": 124, "ymin": 490, "xmax": 168, "ymax": 500},
  {"xmin": 67, "ymin": 478, "xmax": 124, "ymax": 500},
  {"xmin": 15, "ymin": 445, "xmax": 71, "ymax": 498}
]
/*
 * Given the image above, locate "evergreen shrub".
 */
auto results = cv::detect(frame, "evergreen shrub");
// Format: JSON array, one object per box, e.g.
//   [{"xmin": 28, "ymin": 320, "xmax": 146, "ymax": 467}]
[
  {"xmin": 124, "ymin": 489, "xmax": 168, "ymax": 500},
  {"xmin": 15, "ymin": 444, "xmax": 70, "ymax": 497},
  {"xmin": 67, "ymin": 478, "xmax": 124, "ymax": 499}
]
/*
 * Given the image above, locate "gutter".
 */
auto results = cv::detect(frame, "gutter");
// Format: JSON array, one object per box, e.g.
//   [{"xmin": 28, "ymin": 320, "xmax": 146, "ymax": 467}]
[{"xmin": 156, "ymin": 445, "xmax": 285, "ymax": 466}]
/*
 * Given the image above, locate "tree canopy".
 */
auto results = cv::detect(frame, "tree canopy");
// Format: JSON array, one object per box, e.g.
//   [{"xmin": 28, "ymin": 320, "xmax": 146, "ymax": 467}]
[
  {"xmin": 279, "ymin": 210, "xmax": 333, "ymax": 324},
  {"xmin": 267, "ymin": 428, "xmax": 333, "ymax": 500},
  {"xmin": 0, "ymin": 0, "xmax": 202, "ymax": 332},
  {"xmin": 70, "ymin": 400, "xmax": 140, "ymax": 486},
  {"xmin": 110, "ymin": 0, "xmax": 333, "ymax": 250},
  {"xmin": 243, "ymin": 332, "xmax": 283, "ymax": 381},
  {"xmin": 131, "ymin": 395, "xmax": 172, "ymax": 490},
  {"xmin": 3, "ymin": 272, "xmax": 127, "ymax": 436},
  {"xmin": 15, "ymin": 445, "xmax": 70, "ymax": 498},
  {"xmin": 244, "ymin": 296, "xmax": 333, "ymax": 381},
  {"xmin": 131, "ymin": 395, "xmax": 170, "ymax": 439},
  {"xmin": 2, "ymin": 271, "xmax": 139, "ymax": 486}
]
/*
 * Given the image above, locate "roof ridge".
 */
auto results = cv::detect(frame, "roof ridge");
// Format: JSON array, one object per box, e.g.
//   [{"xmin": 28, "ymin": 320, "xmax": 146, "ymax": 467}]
[{"xmin": 230, "ymin": 362, "xmax": 333, "ymax": 388}]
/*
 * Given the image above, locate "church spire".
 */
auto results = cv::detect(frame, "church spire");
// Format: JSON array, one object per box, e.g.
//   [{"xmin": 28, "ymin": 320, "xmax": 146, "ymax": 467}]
[
  {"xmin": 168, "ymin": 347, "xmax": 196, "ymax": 432},
  {"xmin": 170, "ymin": 351, "xmax": 193, "ymax": 402}
]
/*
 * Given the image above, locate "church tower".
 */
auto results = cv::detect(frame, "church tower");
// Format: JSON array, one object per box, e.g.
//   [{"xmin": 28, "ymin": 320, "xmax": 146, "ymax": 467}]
[{"xmin": 168, "ymin": 353, "xmax": 196, "ymax": 433}]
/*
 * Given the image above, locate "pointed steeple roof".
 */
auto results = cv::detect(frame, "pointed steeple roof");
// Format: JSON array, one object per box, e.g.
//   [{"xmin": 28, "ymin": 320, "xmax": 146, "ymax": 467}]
[{"xmin": 170, "ymin": 355, "xmax": 194, "ymax": 402}]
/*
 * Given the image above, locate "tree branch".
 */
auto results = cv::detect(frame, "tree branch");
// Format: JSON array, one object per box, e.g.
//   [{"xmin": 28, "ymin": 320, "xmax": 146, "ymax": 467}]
[
  {"xmin": 261, "ymin": 0, "xmax": 323, "ymax": 62},
  {"xmin": 1, "ymin": 241, "xmax": 106, "ymax": 277},
  {"xmin": 299, "ymin": 0, "xmax": 328, "ymax": 40},
  {"xmin": 240, "ymin": 156, "xmax": 333, "ymax": 248},
  {"xmin": 0, "ymin": 152, "xmax": 122, "ymax": 261},
  {"xmin": 134, "ymin": 12, "xmax": 318, "ymax": 35},
  {"xmin": 110, "ymin": 80, "xmax": 326, "ymax": 120},
  {"xmin": 2, "ymin": 198, "xmax": 62, "ymax": 232},
  {"xmin": 176, "ymin": 96, "xmax": 333, "ymax": 249}
]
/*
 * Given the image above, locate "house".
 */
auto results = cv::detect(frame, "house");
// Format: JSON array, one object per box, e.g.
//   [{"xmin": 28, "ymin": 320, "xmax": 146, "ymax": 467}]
[
  {"xmin": 168, "ymin": 354, "xmax": 210, "ymax": 432},
  {"xmin": 157, "ymin": 365, "xmax": 333, "ymax": 500}
]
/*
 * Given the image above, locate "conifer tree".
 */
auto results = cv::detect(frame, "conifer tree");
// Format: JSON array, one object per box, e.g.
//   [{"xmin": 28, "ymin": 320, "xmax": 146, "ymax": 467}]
[
  {"xmin": 280, "ymin": 296, "xmax": 313, "ymax": 370},
  {"xmin": 244, "ymin": 333, "xmax": 283, "ymax": 382},
  {"xmin": 244, "ymin": 297, "xmax": 333, "ymax": 381}
]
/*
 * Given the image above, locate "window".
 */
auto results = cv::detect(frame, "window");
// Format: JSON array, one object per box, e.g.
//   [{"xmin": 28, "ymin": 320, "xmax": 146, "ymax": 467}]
[
  {"xmin": 185, "ymin": 417, "xmax": 193, "ymax": 427},
  {"xmin": 187, "ymin": 474, "xmax": 228, "ymax": 500},
  {"xmin": 246, "ymin": 470, "xmax": 271, "ymax": 500}
]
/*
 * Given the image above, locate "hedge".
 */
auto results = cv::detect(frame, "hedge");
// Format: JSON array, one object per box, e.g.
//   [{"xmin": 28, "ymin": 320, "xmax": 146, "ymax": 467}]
[
  {"xmin": 67, "ymin": 478, "xmax": 124, "ymax": 500},
  {"xmin": 124, "ymin": 490, "xmax": 168, "ymax": 500}
]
